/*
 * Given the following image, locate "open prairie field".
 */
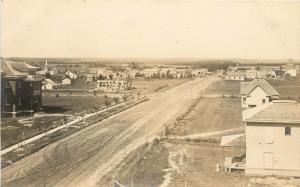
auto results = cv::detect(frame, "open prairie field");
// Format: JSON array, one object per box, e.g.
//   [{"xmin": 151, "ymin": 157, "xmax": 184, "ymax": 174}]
[{"xmin": 42, "ymin": 96, "xmax": 112, "ymax": 114}]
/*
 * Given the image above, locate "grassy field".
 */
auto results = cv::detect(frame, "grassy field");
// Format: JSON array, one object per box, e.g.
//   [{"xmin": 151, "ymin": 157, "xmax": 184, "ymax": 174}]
[
  {"xmin": 59, "ymin": 78, "xmax": 98, "ymax": 90},
  {"xmin": 171, "ymin": 97, "xmax": 243, "ymax": 136},
  {"xmin": 203, "ymin": 80, "xmax": 241, "ymax": 96},
  {"xmin": 1, "ymin": 115, "xmax": 66, "ymax": 149},
  {"xmin": 268, "ymin": 79, "xmax": 300, "ymax": 101},
  {"xmin": 42, "ymin": 96, "xmax": 113, "ymax": 114},
  {"xmin": 132, "ymin": 78, "xmax": 191, "ymax": 94}
]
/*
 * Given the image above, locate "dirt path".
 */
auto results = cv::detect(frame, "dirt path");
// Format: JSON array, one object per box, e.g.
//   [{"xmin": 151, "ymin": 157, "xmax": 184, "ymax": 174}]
[{"xmin": 1, "ymin": 76, "xmax": 219, "ymax": 187}]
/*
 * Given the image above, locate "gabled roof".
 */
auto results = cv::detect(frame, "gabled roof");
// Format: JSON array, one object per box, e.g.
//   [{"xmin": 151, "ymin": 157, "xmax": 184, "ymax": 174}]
[
  {"xmin": 10, "ymin": 61, "xmax": 40, "ymax": 72},
  {"xmin": 240, "ymin": 79, "xmax": 279, "ymax": 96},
  {"xmin": 0, "ymin": 58, "xmax": 27, "ymax": 77},
  {"xmin": 245, "ymin": 100, "xmax": 300, "ymax": 124},
  {"xmin": 221, "ymin": 134, "xmax": 245, "ymax": 147}
]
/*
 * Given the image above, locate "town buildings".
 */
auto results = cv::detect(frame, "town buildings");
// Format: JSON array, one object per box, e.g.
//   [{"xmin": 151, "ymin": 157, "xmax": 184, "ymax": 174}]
[
  {"xmin": 1, "ymin": 58, "xmax": 42, "ymax": 118},
  {"xmin": 96, "ymin": 79, "xmax": 132, "ymax": 93}
]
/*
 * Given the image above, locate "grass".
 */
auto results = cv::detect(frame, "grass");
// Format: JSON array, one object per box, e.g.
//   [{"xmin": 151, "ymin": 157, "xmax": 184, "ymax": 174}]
[
  {"xmin": 1, "ymin": 115, "xmax": 66, "ymax": 149},
  {"xmin": 171, "ymin": 97, "xmax": 243, "ymax": 136},
  {"xmin": 42, "ymin": 96, "xmax": 113, "ymax": 114},
  {"xmin": 203, "ymin": 80, "xmax": 241, "ymax": 96},
  {"xmin": 268, "ymin": 78, "xmax": 300, "ymax": 101},
  {"xmin": 132, "ymin": 78, "xmax": 190, "ymax": 94},
  {"xmin": 58, "ymin": 78, "xmax": 98, "ymax": 90}
]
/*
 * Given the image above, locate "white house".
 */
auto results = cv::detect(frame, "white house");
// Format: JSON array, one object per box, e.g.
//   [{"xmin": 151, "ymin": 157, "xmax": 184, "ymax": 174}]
[
  {"xmin": 240, "ymin": 79, "xmax": 279, "ymax": 109},
  {"xmin": 62, "ymin": 78, "xmax": 71, "ymax": 85},
  {"xmin": 65, "ymin": 71, "xmax": 77, "ymax": 79},
  {"xmin": 42, "ymin": 78, "xmax": 56, "ymax": 90},
  {"xmin": 243, "ymin": 100, "xmax": 300, "ymax": 177},
  {"xmin": 284, "ymin": 69, "xmax": 297, "ymax": 79}
]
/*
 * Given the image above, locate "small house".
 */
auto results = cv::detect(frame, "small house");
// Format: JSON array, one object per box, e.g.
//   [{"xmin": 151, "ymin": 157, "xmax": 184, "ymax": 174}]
[
  {"xmin": 42, "ymin": 79, "xmax": 56, "ymax": 90},
  {"xmin": 240, "ymin": 79, "xmax": 279, "ymax": 110},
  {"xmin": 65, "ymin": 71, "xmax": 78, "ymax": 79}
]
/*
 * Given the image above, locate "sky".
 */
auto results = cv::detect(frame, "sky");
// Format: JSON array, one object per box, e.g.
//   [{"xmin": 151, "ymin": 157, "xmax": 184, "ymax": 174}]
[{"xmin": 1, "ymin": 0, "xmax": 300, "ymax": 60}]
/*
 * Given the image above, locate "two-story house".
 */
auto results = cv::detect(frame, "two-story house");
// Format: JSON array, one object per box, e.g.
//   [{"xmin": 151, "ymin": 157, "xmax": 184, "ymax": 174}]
[
  {"xmin": 243, "ymin": 100, "xmax": 300, "ymax": 177},
  {"xmin": 240, "ymin": 79, "xmax": 279, "ymax": 110},
  {"xmin": 1, "ymin": 58, "xmax": 42, "ymax": 118}
]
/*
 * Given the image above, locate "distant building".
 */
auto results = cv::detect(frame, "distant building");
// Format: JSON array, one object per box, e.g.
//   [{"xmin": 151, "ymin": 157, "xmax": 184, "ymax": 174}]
[
  {"xmin": 243, "ymin": 100, "xmax": 300, "ymax": 177},
  {"xmin": 96, "ymin": 79, "xmax": 131, "ymax": 93},
  {"xmin": 42, "ymin": 79, "xmax": 57, "ymax": 90},
  {"xmin": 240, "ymin": 79, "xmax": 279, "ymax": 109},
  {"xmin": 65, "ymin": 71, "xmax": 78, "ymax": 79},
  {"xmin": 141, "ymin": 68, "xmax": 160, "ymax": 79},
  {"xmin": 284, "ymin": 69, "xmax": 297, "ymax": 80},
  {"xmin": 224, "ymin": 72, "xmax": 245, "ymax": 81},
  {"xmin": 1, "ymin": 58, "xmax": 42, "ymax": 118},
  {"xmin": 62, "ymin": 78, "xmax": 71, "ymax": 85},
  {"xmin": 86, "ymin": 74, "xmax": 94, "ymax": 82}
]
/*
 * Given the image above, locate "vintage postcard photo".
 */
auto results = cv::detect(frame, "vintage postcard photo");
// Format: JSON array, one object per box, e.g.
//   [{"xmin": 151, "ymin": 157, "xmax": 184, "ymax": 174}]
[{"xmin": 1, "ymin": 1, "xmax": 300, "ymax": 186}]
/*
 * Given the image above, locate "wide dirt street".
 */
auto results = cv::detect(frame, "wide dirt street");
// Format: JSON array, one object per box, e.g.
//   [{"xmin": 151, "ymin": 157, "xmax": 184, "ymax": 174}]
[{"xmin": 1, "ymin": 76, "xmax": 218, "ymax": 187}]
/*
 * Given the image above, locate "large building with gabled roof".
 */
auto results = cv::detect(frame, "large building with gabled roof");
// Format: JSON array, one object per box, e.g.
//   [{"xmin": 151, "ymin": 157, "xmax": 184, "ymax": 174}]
[
  {"xmin": 240, "ymin": 79, "xmax": 279, "ymax": 109},
  {"xmin": 1, "ymin": 58, "xmax": 42, "ymax": 118},
  {"xmin": 243, "ymin": 100, "xmax": 300, "ymax": 177}
]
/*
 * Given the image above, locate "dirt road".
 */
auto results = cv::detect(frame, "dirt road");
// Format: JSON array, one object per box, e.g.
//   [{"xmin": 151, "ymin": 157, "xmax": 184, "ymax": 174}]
[{"xmin": 1, "ymin": 76, "xmax": 218, "ymax": 187}]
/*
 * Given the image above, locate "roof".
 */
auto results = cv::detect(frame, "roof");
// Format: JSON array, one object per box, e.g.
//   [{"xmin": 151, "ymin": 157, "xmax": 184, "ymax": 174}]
[
  {"xmin": 10, "ymin": 61, "xmax": 40, "ymax": 72},
  {"xmin": 240, "ymin": 79, "xmax": 279, "ymax": 96},
  {"xmin": 220, "ymin": 134, "xmax": 245, "ymax": 147},
  {"xmin": 0, "ymin": 58, "xmax": 27, "ymax": 77},
  {"xmin": 245, "ymin": 100, "xmax": 300, "ymax": 124}
]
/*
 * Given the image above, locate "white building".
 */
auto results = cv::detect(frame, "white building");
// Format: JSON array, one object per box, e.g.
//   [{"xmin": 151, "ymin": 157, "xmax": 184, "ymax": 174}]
[
  {"xmin": 42, "ymin": 79, "xmax": 56, "ymax": 90},
  {"xmin": 243, "ymin": 100, "xmax": 300, "ymax": 177},
  {"xmin": 62, "ymin": 78, "xmax": 71, "ymax": 85},
  {"xmin": 240, "ymin": 79, "xmax": 279, "ymax": 110},
  {"xmin": 65, "ymin": 71, "xmax": 78, "ymax": 79},
  {"xmin": 285, "ymin": 69, "xmax": 297, "ymax": 79},
  {"xmin": 224, "ymin": 72, "xmax": 245, "ymax": 81}
]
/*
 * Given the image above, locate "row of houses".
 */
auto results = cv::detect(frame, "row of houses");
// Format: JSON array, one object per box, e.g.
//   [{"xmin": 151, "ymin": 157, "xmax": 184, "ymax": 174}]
[{"xmin": 222, "ymin": 78, "xmax": 300, "ymax": 177}]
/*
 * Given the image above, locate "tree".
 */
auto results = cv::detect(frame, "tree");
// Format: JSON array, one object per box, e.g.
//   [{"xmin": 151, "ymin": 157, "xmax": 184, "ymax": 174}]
[
  {"xmin": 45, "ymin": 73, "xmax": 51, "ymax": 78},
  {"xmin": 122, "ymin": 94, "xmax": 129, "ymax": 101}
]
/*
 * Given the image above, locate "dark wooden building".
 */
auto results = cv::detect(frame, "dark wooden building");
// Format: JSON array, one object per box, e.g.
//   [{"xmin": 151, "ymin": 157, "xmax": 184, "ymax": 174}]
[{"xmin": 1, "ymin": 58, "xmax": 42, "ymax": 118}]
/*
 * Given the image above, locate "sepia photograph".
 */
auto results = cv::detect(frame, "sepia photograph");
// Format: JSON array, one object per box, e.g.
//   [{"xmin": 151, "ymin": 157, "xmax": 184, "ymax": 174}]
[{"xmin": 1, "ymin": 1, "xmax": 300, "ymax": 186}]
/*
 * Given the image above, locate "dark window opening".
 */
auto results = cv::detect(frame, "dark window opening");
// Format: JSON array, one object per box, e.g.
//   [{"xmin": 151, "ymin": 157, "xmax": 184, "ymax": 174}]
[
  {"xmin": 262, "ymin": 99, "xmax": 266, "ymax": 104},
  {"xmin": 285, "ymin": 127, "xmax": 291, "ymax": 136}
]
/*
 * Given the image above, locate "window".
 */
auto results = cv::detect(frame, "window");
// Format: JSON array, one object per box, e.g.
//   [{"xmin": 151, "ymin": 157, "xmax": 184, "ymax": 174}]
[
  {"xmin": 262, "ymin": 99, "xmax": 266, "ymax": 104},
  {"xmin": 242, "ymin": 97, "xmax": 246, "ymax": 104},
  {"xmin": 17, "ymin": 81, "xmax": 21, "ymax": 88},
  {"xmin": 248, "ymin": 105, "xmax": 256, "ymax": 108},
  {"xmin": 285, "ymin": 127, "xmax": 291, "ymax": 136}
]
